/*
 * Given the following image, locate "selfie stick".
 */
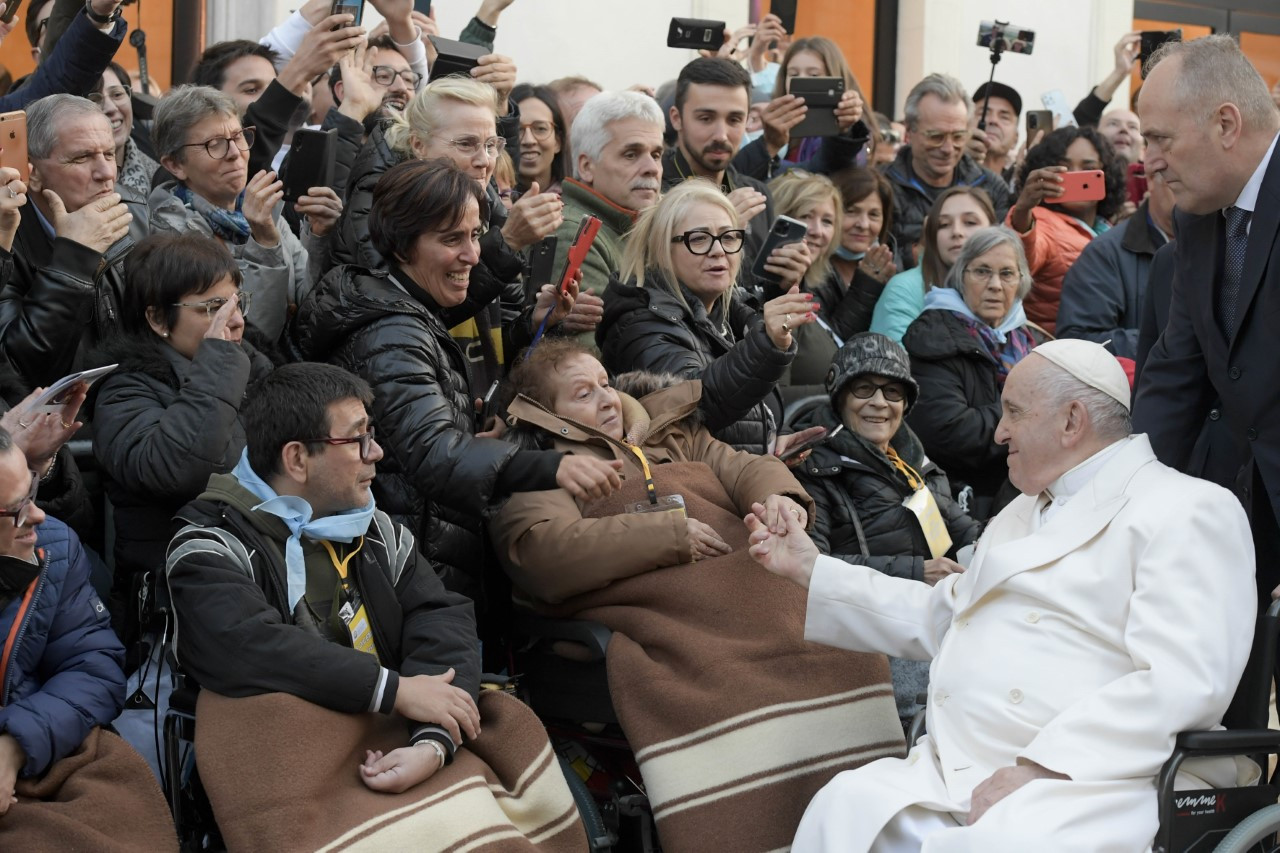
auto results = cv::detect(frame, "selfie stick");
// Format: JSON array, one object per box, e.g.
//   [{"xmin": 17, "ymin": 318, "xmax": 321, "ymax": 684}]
[{"xmin": 977, "ymin": 20, "xmax": 1008, "ymax": 132}]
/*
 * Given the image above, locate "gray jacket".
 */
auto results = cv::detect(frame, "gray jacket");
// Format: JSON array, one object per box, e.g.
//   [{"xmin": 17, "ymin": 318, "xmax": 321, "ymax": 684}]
[
  {"xmin": 1056, "ymin": 199, "xmax": 1167, "ymax": 359},
  {"xmin": 148, "ymin": 181, "xmax": 319, "ymax": 342}
]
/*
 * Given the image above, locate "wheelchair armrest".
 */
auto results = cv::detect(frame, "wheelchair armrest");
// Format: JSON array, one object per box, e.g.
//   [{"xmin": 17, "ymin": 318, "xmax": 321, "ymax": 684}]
[
  {"xmin": 1174, "ymin": 728, "xmax": 1280, "ymax": 756},
  {"xmin": 512, "ymin": 612, "xmax": 612, "ymax": 662}
]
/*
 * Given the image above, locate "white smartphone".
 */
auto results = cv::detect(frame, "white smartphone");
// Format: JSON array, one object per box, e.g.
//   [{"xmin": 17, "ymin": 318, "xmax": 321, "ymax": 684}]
[{"xmin": 1040, "ymin": 90, "xmax": 1078, "ymax": 130}]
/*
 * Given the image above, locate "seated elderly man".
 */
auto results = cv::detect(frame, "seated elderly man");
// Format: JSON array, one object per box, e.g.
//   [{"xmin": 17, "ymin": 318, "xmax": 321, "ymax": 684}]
[
  {"xmin": 0, "ymin": 94, "xmax": 133, "ymax": 386},
  {"xmin": 165, "ymin": 362, "xmax": 584, "ymax": 852},
  {"xmin": 746, "ymin": 339, "xmax": 1257, "ymax": 851},
  {"xmin": 0, "ymin": 421, "xmax": 175, "ymax": 849}
]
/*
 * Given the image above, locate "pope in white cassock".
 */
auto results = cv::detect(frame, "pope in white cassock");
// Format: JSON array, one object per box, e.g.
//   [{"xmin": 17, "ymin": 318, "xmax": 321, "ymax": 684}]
[{"xmin": 745, "ymin": 339, "xmax": 1258, "ymax": 852}]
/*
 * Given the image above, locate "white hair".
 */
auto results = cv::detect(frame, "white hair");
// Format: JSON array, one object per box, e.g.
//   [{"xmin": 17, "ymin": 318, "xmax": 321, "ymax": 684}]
[
  {"xmin": 570, "ymin": 90, "xmax": 664, "ymax": 177},
  {"xmin": 1037, "ymin": 362, "xmax": 1132, "ymax": 441}
]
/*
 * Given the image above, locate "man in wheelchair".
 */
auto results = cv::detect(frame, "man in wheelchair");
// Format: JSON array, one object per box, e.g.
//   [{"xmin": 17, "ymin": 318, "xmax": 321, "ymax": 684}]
[
  {"xmin": 746, "ymin": 340, "xmax": 1258, "ymax": 851},
  {"xmin": 165, "ymin": 363, "xmax": 586, "ymax": 852}
]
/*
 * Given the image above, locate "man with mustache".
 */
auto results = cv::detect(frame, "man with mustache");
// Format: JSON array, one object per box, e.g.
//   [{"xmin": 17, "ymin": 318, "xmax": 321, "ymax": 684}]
[
  {"xmin": 662, "ymin": 57, "xmax": 775, "ymax": 293},
  {"xmin": 554, "ymin": 91, "xmax": 665, "ymax": 338}
]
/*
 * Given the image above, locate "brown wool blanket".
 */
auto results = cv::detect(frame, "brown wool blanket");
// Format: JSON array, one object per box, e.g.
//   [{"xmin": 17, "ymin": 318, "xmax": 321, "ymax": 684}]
[
  {"xmin": 539, "ymin": 461, "xmax": 906, "ymax": 853},
  {"xmin": 196, "ymin": 689, "xmax": 587, "ymax": 853},
  {"xmin": 0, "ymin": 726, "xmax": 177, "ymax": 852}
]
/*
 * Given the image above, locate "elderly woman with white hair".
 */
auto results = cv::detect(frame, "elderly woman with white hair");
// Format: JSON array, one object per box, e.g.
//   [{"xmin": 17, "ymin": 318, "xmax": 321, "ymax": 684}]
[
  {"xmin": 149, "ymin": 85, "xmax": 339, "ymax": 345},
  {"xmin": 902, "ymin": 225, "xmax": 1047, "ymax": 518}
]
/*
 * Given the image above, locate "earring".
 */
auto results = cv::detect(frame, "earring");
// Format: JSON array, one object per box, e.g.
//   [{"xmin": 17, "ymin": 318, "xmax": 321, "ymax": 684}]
[{"xmin": 162, "ymin": 332, "xmax": 170, "ymax": 338}]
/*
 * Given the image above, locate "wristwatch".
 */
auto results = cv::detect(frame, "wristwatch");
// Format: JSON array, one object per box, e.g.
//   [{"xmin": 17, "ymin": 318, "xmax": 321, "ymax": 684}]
[{"xmin": 84, "ymin": 0, "xmax": 120, "ymax": 26}]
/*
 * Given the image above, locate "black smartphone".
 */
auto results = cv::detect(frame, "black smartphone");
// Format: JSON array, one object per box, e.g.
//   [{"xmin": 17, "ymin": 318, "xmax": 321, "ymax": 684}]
[
  {"xmin": 281, "ymin": 128, "xmax": 337, "ymax": 204},
  {"xmin": 1025, "ymin": 109, "xmax": 1054, "ymax": 139},
  {"xmin": 667, "ymin": 17, "xmax": 725, "ymax": 50},
  {"xmin": 526, "ymin": 236, "xmax": 558, "ymax": 294},
  {"xmin": 427, "ymin": 36, "xmax": 489, "ymax": 82},
  {"xmin": 479, "ymin": 380, "xmax": 501, "ymax": 430},
  {"xmin": 1139, "ymin": 29, "xmax": 1182, "ymax": 73},
  {"xmin": 330, "ymin": 0, "xmax": 365, "ymax": 26},
  {"xmin": 770, "ymin": 0, "xmax": 798, "ymax": 34},
  {"xmin": 412, "ymin": 0, "xmax": 432, "ymax": 14},
  {"xmin": 751, "ymin": 215, "xmax": 809, "ymax": 285},
  {"xmin": 788, "ymin": 76, "xmax": 844, "ymax": 138},
  {"xmin": 0, "ymin": 0, "xmax": 19, "ymax": 24}
]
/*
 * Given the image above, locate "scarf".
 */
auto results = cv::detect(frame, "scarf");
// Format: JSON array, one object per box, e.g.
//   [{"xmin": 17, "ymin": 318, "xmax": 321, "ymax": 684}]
[
  {"xmin": 923, "ymin": 286, "xmax": 1035, "ymax": 384},
  {"xmin": 174, "ymin": 183, "xmax": 252, "ymax": 245},
  {"xmin": 231, "ymin": 450, "xmax": 376, "ymax": 612},
  {"xmin": 117, "ymin": 138, "xmax": 159, "ymax": 200}
]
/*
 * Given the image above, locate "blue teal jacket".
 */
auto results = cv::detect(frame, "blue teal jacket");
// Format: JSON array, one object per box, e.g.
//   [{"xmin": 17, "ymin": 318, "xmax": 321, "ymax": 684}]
[{"xmin": 870, "ymin": 266, "xmax": 926, "ymax": 343}]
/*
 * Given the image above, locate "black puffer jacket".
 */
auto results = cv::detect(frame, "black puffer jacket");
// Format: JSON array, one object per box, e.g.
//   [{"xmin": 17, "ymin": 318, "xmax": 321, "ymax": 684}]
[
  {"xmin": 90, "ymin": 333, "xmax": 274, "ymax": 580},
  {"xmin": 597, "ymin": 273, "xmax": 794, "ymax": 454},
  {"xmin": 902, "ymin": 308, "xmax": 1024, "ymax": 515},
  {"xmin": 292, "ymin": 265, "xmax": 561, "ymax": 603},
  {"xmin": 796, "ymin": 403, "xmax": 981, "ymax": 581}
]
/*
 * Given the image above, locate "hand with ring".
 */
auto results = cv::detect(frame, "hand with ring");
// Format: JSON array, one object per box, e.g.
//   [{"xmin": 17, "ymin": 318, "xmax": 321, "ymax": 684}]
[
  {"xmin": 861, "ymin": 243, "xmax": 896, "ymax": 284},
  {"xmin": 763, "ymin": 286, "xmax": 818, "ymax": 350}
]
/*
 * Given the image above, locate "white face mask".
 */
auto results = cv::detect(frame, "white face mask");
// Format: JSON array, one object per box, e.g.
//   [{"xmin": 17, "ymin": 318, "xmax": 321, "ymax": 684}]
[{"xmin": 739, "ymin": 128, "xmax": 764, "ymax": 150}]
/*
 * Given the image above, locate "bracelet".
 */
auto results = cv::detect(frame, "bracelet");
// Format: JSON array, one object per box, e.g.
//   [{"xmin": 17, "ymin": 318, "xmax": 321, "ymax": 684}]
[
  {"xmin": 83, "ymin": 1, "xmax": 118, "ymax": 25},
  {"xmin": 417, "ymin": 738, "xmax": 447, "ymax": 769},
  {"xmin": 39, "ymin": 452, "xmax": 58, "ymax": 483}
]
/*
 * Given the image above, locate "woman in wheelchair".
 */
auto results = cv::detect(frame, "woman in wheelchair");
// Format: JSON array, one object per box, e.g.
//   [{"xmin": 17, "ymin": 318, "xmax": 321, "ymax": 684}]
[{"xmin": 490, "ymin": 341, "xmax": 905, "ymax": 852}]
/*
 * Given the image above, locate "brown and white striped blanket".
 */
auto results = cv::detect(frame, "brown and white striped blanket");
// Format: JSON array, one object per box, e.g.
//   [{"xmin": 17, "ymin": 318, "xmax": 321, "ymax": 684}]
[
  {"xmin": 195, "ymin": 688, "xmax": 587, "ymax": 852},
  {"xmin": 541, "ymin": 461, "xmax": 906, "ymax": 852}
]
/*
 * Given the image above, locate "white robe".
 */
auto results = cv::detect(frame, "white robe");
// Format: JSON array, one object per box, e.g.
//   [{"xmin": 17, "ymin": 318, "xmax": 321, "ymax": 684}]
[{"xmin": 795, "ymin": 435, "xmax": 1257, "ymax": 852}]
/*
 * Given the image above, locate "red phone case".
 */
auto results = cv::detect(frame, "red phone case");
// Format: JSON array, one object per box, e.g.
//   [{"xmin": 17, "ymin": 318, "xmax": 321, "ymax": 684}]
[
  {"xmin": 1057, "ymin": 170, "xmax": 1106, "ymax": 203},
  {"xmin": 558, "ymin": 215, "xmax": 602, "ymax": 294}
]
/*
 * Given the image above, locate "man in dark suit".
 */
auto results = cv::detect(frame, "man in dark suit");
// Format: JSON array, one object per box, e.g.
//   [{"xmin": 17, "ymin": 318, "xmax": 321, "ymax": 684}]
[{"xmin": 1133, "ymin": 34, "xmax": 1280, "ymax": 607}]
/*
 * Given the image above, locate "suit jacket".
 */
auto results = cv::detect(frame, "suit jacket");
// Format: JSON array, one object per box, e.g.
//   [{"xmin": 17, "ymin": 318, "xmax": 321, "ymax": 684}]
[
  {"xmin": 1133, "ymin": 144, "xmax": 1280, "ymax": 582},
  {"xmin": 802, "ymin": 435, "xmax": 1255, "ymax": 849}
]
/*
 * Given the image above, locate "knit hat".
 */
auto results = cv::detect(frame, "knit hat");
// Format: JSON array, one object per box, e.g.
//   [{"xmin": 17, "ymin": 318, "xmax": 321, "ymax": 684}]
[{"xmin": 826, "ymin": 332, "xmax": 920, "ymax": 412}]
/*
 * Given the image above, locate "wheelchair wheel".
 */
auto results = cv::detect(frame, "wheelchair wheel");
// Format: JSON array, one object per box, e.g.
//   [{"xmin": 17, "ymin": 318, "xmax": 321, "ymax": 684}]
[
  {"xmin": 559, "ymin": 755, "xmax": 617, "ymax": 852},
  {"xmin": 1213, "ymin": 803, "xmax": 1280, "ymax": 853}
]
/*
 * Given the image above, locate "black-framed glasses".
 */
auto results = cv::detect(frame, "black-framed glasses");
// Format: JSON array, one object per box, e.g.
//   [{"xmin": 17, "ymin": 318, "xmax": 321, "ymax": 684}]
[
  {"xmin": 172, "ymin": 290, "xmax": 252, "ymax": 319},
  {"xmin": 371, "ymin": 65, "xmax": 423, "ymax": 88},
  {"xmin": 0, "ymin": 471, "xmax": 39, "ymax": 527},
  {"xmin": 299, "ymin": 427, "xmax": 377, "ymax": 463},
  {"xmin": 180, "ymin": 126, "xmax": 256, "ymax": 160},
  {"xmin": 964, "ymin": 265, "xmax": 1021, "ymax": 286},
  {"xmin": 87, "ymin": 85, "xmax": 131, "ymax": 108},
  {"xmin": 519, "ymin": 121, "xmax": 555, "ymax": 142},
  {"xmin": 848, "ymin": 379, "xmax": 907, "ymax": 402},
  {"xmin": 670, "ymin": 229, "xmax": 747, "ymax": 255}
]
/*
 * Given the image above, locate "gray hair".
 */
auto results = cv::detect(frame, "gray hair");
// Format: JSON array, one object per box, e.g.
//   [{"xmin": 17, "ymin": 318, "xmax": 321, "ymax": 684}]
[
  {"xmin": 1036, "ymin": 361, "xmax": 1133, "ymax": 441},
  {"xmin": 903, "ymin": 73, "xmax": 970, "ymax": 131},
  {"xmin": 28, "ymin": 95, "xmax": 106, "ymax": 160},
  {"xmin": 941, "ymin": 225, "xmax": 1033, "ymax": 301},
  {"xmin": 153, "ymin": 85, "xmax": 239, "ymax": 162},
  {"xmin": 1146, "ymin": 34, "xmax": 1280, "ymax": 131},
  {"xmin": 570, "ymin": 91, "xmax": 664, "ymax": 176}
]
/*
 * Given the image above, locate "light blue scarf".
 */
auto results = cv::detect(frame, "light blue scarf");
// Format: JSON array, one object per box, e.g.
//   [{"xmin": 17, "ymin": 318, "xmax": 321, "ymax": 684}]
[
  {"xmin": 922, "ymin": 286, "xmax": 1027, "ymax": 344},
  {"xmin": 232, "ymin": 450, "xmax": 376, "ymax": 612}
]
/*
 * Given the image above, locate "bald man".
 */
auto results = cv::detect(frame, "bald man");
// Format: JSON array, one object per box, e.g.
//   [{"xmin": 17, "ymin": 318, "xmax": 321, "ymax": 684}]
[{"xmin": 750, "ymin": 340, "xmax": 1256, "ymax": 851}]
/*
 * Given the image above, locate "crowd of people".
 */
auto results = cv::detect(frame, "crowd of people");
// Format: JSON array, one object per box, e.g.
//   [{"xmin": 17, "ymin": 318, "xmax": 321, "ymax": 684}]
[{"xmin": 0, "ymin": 0, "xmax": 1278, "ymax": 850}]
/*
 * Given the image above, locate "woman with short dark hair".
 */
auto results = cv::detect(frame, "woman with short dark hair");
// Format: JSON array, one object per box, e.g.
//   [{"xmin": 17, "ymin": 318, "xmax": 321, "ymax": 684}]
[
  {"xmin": 294, "ymin": 158, "xmax": 620, "ymax": 607},
  {"xmin": 91, "ymin": 232, "xmax": 273, "ymax": 622}
]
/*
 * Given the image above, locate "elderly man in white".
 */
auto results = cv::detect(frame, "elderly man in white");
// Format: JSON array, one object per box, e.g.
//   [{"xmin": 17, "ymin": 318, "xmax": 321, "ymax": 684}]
[{"xmin": 745, "ymin": 339, "xmax": 1258, "ymax": 852}]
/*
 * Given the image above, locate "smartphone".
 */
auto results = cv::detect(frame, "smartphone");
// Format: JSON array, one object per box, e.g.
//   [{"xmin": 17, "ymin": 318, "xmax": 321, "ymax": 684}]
[
  {"xmin": 1040, "ymin": 90, "xmax": 1077, "ymax": 129},
  {"xmin": 0, "ymin": 111, "xmax": 28, "ymax": 182},
  {"xmin": 557, "ymin": 216, "xmax": 602, "ymax": 294},
  {"xmin": 0, "ymin": 0, "xmax": 18, "ymax": 24},
  {"xmin": 779, "ymin": 425, "xmax": 842, "ymax": 461},
  {"xmin": 1125, "ymin": 162, "xmax": 1148, "ymax": 206},
  {"xmin": 667, "ymin": 17, "xmax": 725, "ymax": 50},
  {"xmin": 1139, "ymin": 29, "xmax": 1181, "ymax": 73},
  {"xmin": 788, "ymin": 77, "xmax": 844, "ymax": 138},
  {"xmin": 770, "ymin": 0, "xmax": 798, "ymax": 34},
  {"xmin": 281, "ymin": 128, "xmax": 336, "ymax": 204},
  {"xmin": 412, "ymin": 0, "xmax": 432, "ymax": 14},
  {"xmin": 976, "ymin": 21, "xmax": 1037, "ymax": 55},
  {"xmin": 1025, "ymin": 109, "xmax": 1054, "ymax": 140},
  {"xmin": 526, "ymin": 236, "xmax": 558, "ymax": 294},
  {"xmin": 751, "ymin": 215, "xmax": 809, "ymax": 285},
  {"xmin": 427, "ymin": 36, "xmax": 488, "ymax": 82},
  {"xmin": 330, "ymin": 0, "xmax": 365, "ymax": 26},
  {"xmin": 477, "ymin": 379, "xmax": 501, "ymax": 431},
  {"xmin": 1057, "ymin": 170, "xmax": 1106, "ymax": 203}
]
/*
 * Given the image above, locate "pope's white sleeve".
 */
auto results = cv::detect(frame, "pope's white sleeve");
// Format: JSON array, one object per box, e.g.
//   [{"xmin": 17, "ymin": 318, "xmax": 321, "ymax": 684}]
[{"xmin": 805, "ymin": 554, "xmax": 958, "ymax": 660}]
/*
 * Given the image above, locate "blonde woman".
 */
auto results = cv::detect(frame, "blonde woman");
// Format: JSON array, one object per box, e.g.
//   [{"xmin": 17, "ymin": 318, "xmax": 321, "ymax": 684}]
[{"xmin": 597, "ymin": 179, "xmax": 814, "ymax": 453}]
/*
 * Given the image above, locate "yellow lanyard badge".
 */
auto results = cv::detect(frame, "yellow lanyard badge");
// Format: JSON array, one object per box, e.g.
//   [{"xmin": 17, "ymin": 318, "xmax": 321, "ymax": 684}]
[
  {"xmin": 623, "ymin": 443, "xmax": 686, "ymax": 517},
  {"xmin": 319, "ymin": 538, "xmax": 380, "ymax": 662}
]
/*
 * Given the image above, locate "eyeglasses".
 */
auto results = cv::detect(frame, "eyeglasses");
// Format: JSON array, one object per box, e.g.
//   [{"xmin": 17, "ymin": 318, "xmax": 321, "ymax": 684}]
[
  {"xmin": 431, "ymin": 133, "xmax": 506, "ymax": 159},
  {"xmin": 917, "ymin": 129, "xmax": 968, "ymax": 149},
  {"xmin": 0, "ymin": 472, "xmax": 39, "ymax": 527},
  {"xmin": 172, "ymin": 290, "xmax": 252, "ymax": 318},
  {"xmin": 180, "ymin": 126, "xmax": 256, "ymax": 160},
  {"xmin": 848, "ymin": 379, "xmax": 907, "ymax": 402},
  {"xmin": 964, "ymin": 265, "xmax": 1021, "ymax": 286},
  {"xmin": 87, "ymin": 85, "xmax": 131, "ymax": 108},
  {"xmin": 371, "ymin": 65, "xmax": 423, "ymax": 88},
  {"xmin": 499, "ymin": 188, "xmax": 522, "ymax": 203},
  {"xmin": 670, "ymin": 229, "xmax": 747, "ymax": 255},
  {"xmin": 519, "ymin": 121, "xmax": 555, "ymax": 142},
  {"xmin": 299, "ymin": 427, "xmax": 377, "ymax": 463}
]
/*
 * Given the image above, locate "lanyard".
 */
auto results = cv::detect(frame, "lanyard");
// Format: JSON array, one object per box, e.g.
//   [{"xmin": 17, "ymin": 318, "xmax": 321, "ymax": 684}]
[
  {"xmin": 625, "ymin": 443, "xmax": 658, "ymax": 505},
  {"xmin": 813, "ymin": 312, "xmax": 844, "ymax": 348},
  {"xmin": 319, "ymin": 537, "xmax": 366, "ymax": 590}
]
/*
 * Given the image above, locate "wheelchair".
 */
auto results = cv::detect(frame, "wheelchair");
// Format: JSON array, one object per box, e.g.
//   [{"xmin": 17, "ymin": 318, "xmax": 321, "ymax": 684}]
[{"xmin": 904, "ymin": 598, "xmax": 1280, "ymax": 853}]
